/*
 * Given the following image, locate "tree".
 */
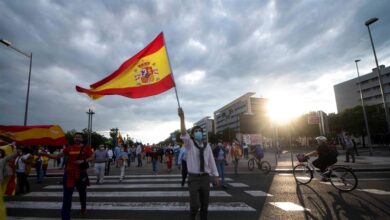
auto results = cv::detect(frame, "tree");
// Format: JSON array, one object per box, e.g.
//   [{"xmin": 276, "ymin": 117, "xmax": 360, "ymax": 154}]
[{"xmin": 110, "ymin": 128, "xmax": 119, "ymax": 145}]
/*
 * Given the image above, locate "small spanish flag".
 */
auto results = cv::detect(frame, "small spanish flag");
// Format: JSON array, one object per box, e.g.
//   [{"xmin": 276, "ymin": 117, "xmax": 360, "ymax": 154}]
[
  {"xmin": 76, "ymin": 32, "xmax": 175, "ymax": 100},
  {"xmin": 0, "ymin": 125, "xmax": 67, "ymax": 146}
]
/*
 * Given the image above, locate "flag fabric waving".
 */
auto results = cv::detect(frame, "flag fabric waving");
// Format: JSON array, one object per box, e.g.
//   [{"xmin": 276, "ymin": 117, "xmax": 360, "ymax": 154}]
[
  {"xmin": 0, "ymin": 125, "xmax": 67, "ymax": 146},
  {"xmin": 76, "ymin": 32, "xmax": 175, "ymax": 100}
]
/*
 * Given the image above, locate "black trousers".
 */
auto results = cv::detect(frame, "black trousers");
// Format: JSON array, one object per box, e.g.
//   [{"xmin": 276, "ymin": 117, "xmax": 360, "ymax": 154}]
[
  {"xmin": 313, "ymin": 156, "xmax": 337, "ymax": 172},
  {"xmin": 16, "ymin": 172, "xmax": 30, "ymax": 194},
  {"xmin": 181, "ymin": 160, "xmax": 188, "ymax": 186},
  {"xmin": 188, "ymin": 174, "xmax": 210, "ymax": 220}
]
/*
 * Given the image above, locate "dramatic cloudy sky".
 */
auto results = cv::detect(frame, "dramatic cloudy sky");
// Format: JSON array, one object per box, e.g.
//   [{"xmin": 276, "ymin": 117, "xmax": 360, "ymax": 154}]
[{"xmin": 1, "ymin": 0, "xmax": 390, "ymax": 144}]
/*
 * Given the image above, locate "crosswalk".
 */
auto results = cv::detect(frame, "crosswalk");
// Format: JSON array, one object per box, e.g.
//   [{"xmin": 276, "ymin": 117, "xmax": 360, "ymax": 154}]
[
  {"xmin": 5, "ymin": 174, "xmax": 264, "ymax": 219},
  {"xmin": 6, "ymin": 173, "xmax": 390, "ymax": 219}
]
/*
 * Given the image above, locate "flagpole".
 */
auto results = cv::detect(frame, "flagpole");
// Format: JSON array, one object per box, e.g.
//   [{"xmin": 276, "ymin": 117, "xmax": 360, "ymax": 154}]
[{"xmin": 162, "ymin": 32, "xmax": 181, "ymax": 108}]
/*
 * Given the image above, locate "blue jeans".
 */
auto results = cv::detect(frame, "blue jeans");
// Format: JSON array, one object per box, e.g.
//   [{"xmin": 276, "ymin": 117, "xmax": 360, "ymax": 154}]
[
  {"xmin": 61, "ymin": 172, "xmax": 87, "ymax": 220},
  {"xmin": 152, "ymin": 159, "xmax": 158, "ymax": 172},
  {"xmin": 216, "ymin": 160, "xmax": 225, "ymax": 185}
]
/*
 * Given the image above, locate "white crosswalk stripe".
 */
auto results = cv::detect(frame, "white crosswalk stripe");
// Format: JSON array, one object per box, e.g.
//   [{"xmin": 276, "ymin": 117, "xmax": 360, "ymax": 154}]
[
  {"xmin": 6, "ymin": 174, "xmax": 257, "ymax": 219},
  {"xmin": 24, "ymin": 191, "xmax": 231, "ymax": 197},
  {"xmin": 6, "ymin": 201, "xmax": 256, "ymax": 211}
]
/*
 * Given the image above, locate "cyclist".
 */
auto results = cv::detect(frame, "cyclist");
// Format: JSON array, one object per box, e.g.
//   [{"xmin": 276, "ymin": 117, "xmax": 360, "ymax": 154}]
[
  {"xmin": 304, "ymin": 136, "xmax": 338, "ymax": 179},
  {"xmin": 250, "ymin": 144, "xmax": 264, "ymax": 165}
]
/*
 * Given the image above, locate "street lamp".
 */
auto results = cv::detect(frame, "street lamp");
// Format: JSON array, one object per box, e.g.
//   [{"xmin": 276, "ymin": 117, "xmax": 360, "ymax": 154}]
[
  {"xmin": 1, "ymin": 39, "xmax": 33, "ymax": 125},
  {"xmin": 365, "ymin": 18, "xmax": 390, "ymax": 133},
  {"xmin": 86, "ymin": 109, "xmax": 95, "ymax": 146},
  {"xmin": 355, "ymin": 59, "xmax": 373, "ymax": 156}
]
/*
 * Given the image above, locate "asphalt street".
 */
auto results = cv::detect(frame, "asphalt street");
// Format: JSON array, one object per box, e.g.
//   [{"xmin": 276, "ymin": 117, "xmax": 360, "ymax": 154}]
[{"xmin": 4, "ymin": 168, "xmax": 390, "ymax": 220}]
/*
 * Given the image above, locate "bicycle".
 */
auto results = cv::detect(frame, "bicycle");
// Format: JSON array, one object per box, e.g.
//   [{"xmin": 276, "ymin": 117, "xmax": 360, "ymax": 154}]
[
  {"xmin": 248, "ymin": 156, "xmax": 271, "ymax": 174},
  {"xmin": 293, "ymin": 154, "xmax": 358, "ymax": 192}
]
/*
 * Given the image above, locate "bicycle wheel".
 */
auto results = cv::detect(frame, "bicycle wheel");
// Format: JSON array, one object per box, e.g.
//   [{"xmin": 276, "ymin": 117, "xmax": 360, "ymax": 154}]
[
  {"xmin": 248, "ymin": 158, "xmax": 255, "ymax": 171},
  {"xmin": 330, "ymin": 167, "xmax": 358, "ymax": 192},
  {"xmin": 260, "ymin": 161, "xmax": 271, "ymax": 174},
  {"xmin": 293, "ymin": 164, "xmax": 313, "ymax": 184}
]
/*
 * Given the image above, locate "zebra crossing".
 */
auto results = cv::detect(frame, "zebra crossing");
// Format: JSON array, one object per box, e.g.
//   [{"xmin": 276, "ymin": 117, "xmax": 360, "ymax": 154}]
[{"xmin": 5, "ymin": 174, "xmax": 272, "ymax": 219}]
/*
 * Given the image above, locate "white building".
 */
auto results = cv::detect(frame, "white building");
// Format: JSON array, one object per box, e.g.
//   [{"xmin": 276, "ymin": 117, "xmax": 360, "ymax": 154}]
[
  {"xmin": 334, "ymin": 65, "xmax": 390, "ymax": 113},
  {"xmin": 193, "ymin": 116, "xmax": 214, "ymax": 142}
]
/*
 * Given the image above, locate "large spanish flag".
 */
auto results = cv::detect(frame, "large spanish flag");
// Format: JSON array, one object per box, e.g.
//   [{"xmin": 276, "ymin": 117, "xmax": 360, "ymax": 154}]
[
  {"xmin": 0, "ymin": 125, "xmax": 67, "ymax": 146},
  {"xmin": 76, "ymin": 32, "xmax": 175, "ymax": 100}
]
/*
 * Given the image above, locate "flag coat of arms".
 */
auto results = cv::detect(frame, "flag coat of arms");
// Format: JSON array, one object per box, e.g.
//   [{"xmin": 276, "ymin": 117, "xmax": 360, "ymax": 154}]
[{"xmin": 76, "ymin": 32, "xmax": 175, "ymax": 100}]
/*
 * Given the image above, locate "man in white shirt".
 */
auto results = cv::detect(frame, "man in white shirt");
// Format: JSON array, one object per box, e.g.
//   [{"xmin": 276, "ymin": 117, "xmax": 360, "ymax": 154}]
[{"xmin": 179, "ymin": 107, "xmax": 219, "ymax": 220}]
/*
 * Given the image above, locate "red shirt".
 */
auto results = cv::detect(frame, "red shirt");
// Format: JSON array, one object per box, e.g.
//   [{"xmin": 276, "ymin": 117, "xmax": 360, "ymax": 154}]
[{"xmin": 63, "ymin": 144, "xmax": 93, "ymax": 172}]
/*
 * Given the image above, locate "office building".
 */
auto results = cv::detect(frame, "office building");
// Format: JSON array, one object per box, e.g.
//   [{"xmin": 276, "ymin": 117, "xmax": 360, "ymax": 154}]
[
  {"xmin": 193, "ymin": 116, "xmax": 215, "ymax": 142},
  {"xmin": 334, "ymin": 65, "xmax": 390, "ymax": 113}
]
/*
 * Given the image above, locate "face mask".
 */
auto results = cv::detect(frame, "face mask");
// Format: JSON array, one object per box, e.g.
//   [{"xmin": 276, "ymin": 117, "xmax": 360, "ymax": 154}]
[{"xmin": 194, "ymin": 131, "xmax": 202, "ymax": 141}]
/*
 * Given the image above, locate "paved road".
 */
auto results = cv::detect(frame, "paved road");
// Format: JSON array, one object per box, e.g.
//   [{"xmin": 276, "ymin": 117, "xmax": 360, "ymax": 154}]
[{"xmin": 5, "ymin": 168, "xmax": 390, "ymax": 219}]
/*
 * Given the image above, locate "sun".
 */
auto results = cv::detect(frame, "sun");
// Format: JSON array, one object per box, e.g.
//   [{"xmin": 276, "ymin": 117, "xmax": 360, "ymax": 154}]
[{"xmin": 266, "ymin": 93, "xmax": 306, "ymax": 124}]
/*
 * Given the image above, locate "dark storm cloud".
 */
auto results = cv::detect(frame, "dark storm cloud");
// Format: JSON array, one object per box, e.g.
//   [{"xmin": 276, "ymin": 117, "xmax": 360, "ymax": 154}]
[{"xmin": 1, "ymin": 0, "xmax": 390, "ymax": 143}]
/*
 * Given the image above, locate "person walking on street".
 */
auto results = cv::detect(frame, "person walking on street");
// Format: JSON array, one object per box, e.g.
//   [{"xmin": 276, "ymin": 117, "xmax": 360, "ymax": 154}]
[
  {"xmin": 94, "ymin": 144, "xmax": 108, "ymax": 184},
  {"xmin": 177, "ymin": 145, "xmax": 187, "ymax": 186},
  {"xmin": 15, "ymin": 147, "xmax": 32, "ymax": 194},
  {"xmin": 150, "ymin": 147, "xmax": 159, "ymax": 175},
  {"xmin": 119, "ymin": 147, "xmax": 128, "ymax": 182},
  {"xmin": 43, "ymin": 132, "xmax": 94, "ymax": 219},
  {"xmin": 352, "ymin": 139, "xmax": 359, "ymax": 156},
  {"xmin": 213, "ymin": 140, "xmax": 227, "ymax": 188},
  {"xmin": 179, "ymin": 107, "xmax": 219, "ymax": 220},
  {"xmin": 232, "ymin": 141, "xmax": 242, "ymax": 175},
  {"xmin": 242, "ymin": 142, "xmax": 249, "ymax": 159},
  {"xmin": 106, "ymin": 147, "xmax": 113, "ymax": 175},
  {"xmin": 136, "ymin": 144, "xmax": 143, "ymax": 167},
  {"xmin": 344, "ymin": 136, "xmax": 355, "ymax": 163}
]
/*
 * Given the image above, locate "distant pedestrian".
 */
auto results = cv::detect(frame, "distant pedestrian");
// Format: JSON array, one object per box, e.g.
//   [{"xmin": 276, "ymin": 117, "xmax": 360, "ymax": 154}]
[
  {"xmin": 136, "ymin": 144, "xmax": 143, "ymax": 167},
  {"xmin": 344, "ymin": 136, "xmax": 355, "ymax": 163},
  {"xmin": 213, "ymin": 141, "xmax": 227, "ymax": 188},
  {"xmin": 114, "ymin": 145, "xmax": 121, "ymax": 167},
  {"xmin": 232, "ymin": 142, "xmax": 242, "ymax": 175},
  {"xmin": 242, "ymin": 142, "xmax": 249, "ymax": 159},
  {"xmin": 106, "ymin": 147, "xmax": 113, "ymax": 175},
  {"xmin": 15, "ymin": 147, "xmax": 32, "ymax": 194},
  {"xmin": 150, "ymin": 147, "xmax": 159, "ymax": 175},
  {"xmin": 119, "ymin": 148, "xmax": 128, "ymax": 182},
  {"xmin": 352, "ymin": 139, "xmax": 359, "ymax": 156},
  {"xmin": 94, "ymin": 144, "xmax": 108, "ymax": 184},
  {"xmin": 179, "ymin": 107, "xmax": 219, "ymax": 220},
  {"xmin": 165, "ymin": 146, "xmax": 174, "ymax": 172},
  {"xmin": 173, "ymin": 143, "xmax": 181, "ymax": 166},
  {"xmin": 177, "ymin": 145, "xmax": 187, "ymax": 186}
]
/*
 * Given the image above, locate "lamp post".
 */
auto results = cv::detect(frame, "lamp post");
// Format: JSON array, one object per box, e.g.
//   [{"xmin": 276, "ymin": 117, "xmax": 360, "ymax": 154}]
[
  {"xmin": 355, "ymin": 59, "xmax": 373, "ymax": 156},
  {"xmin": 1, "ymin": 39, "xmax": 32, "ymax": 125},
  {"xmin": 365, "ymin": 18, "xmax": 390, "ymax": 133},
  {"xmin": 86, "ymin": 109, "xmax": 95, "ymax": 146}
]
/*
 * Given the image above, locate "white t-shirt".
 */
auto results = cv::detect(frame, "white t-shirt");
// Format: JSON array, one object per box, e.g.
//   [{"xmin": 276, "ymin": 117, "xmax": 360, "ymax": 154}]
[{"xmin": 15, "ymin": 154, "xmax": 30, "ymax": 173}]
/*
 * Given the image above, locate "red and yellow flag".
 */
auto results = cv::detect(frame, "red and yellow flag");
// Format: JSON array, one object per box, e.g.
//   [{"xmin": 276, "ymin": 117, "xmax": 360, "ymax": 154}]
[
  {"xmin": 0, "ymin": 125, "xmax": 67, "ymax": 146},
  {"xmin": 76, "ymin": 32, "xmax": 175, "ymax": 100}
]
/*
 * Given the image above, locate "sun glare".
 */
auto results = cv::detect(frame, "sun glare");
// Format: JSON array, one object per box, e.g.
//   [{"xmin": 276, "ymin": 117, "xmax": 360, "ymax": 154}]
[{"xmin": 267, "ymin": 94, "xmax": 305, "ymax": 124}]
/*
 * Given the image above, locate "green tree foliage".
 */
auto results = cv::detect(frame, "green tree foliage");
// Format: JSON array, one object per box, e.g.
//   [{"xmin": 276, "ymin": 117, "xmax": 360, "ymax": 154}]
[{"xmin": 65, "ymin": 129, "xmax": 108, "ymax": 149}]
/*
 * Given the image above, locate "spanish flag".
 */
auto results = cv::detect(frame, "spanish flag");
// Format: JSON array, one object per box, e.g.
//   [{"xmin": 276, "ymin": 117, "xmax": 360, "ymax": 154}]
[
  {"xmin": 0, "ymin": 125, "xmax": 67, "ymax": 146},
  {"xmin": 76, "ymin": 32, "xmax": 175, "ymax": 100}
]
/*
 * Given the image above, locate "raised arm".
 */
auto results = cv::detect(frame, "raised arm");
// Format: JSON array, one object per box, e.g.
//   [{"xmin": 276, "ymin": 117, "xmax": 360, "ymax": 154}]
[{"xmin": 178, "ymin": 107, "xmax": 186, "ymax": 135}]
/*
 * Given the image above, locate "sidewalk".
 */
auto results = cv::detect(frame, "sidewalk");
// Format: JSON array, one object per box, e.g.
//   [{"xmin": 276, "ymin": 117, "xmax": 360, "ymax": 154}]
[{"xmin": 40, "ymin": 147, "xmax": 390, "ymax": 177}]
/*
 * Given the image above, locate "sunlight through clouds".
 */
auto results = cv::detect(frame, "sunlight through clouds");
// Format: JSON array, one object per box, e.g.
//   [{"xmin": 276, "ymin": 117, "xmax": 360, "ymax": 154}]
[{"xmin": 179, "ymin": 70, "xmax": 206, "ymax": 85}]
